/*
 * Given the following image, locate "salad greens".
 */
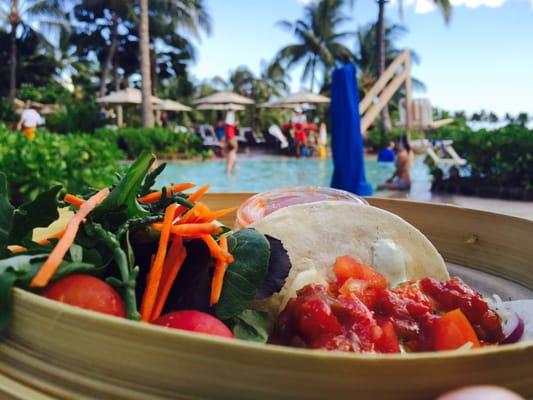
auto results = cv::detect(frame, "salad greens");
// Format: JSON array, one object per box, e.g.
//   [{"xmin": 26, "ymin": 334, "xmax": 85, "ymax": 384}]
[{"xmin": 0, "ymin": 151, "xmax": 290, "ymax": 341}]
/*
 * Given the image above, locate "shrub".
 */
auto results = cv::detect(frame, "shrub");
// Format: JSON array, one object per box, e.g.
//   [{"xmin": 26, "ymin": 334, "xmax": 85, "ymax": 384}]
[
  {"xmin": 431, "ymin": 124, "xmax": 533, "ymax": 189},
  {"xmin": 0, "ymin": 128, "xmax": 123, "ymax": 205},
  {"xmin": 97, "ymin": 127, "xmax": 205, "ymax": 159},
  {"xmin": 46, "ymin": 101, "xmax": 107, "ymax": 134}
]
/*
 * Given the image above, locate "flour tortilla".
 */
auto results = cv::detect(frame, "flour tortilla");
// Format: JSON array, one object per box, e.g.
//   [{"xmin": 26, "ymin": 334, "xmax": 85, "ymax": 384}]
[{"xmin": 251, "ymin": 201, "xmax": 448, "ymax": 315}]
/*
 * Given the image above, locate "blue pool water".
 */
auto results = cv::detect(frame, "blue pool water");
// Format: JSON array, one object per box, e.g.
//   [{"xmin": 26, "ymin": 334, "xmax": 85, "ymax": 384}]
[{"xmin": 155, "ymin": 156, "xmax": 432, "ymax": 194}]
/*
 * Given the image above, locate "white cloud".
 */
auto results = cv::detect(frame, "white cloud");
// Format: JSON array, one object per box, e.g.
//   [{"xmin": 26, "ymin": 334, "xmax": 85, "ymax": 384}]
[
  {"xmin": 450, "ymin": 0, "xmax": 506, "ymax": 7},
  {"xmin": 402, "ymin": 0, "xmax": 508, "ymax": 13},
  {"xmin": 296, "ymin": 0, "xmax": 313, "ymax": 5}
]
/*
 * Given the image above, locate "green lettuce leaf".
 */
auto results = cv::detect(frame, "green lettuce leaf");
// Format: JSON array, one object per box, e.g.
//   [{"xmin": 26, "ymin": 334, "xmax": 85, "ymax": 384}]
[
  {"xmin": 229, "ymin": 309, "xmax": 269, "ymax": 343},
  {"xmin": 91, "ymin": 150, "xmax": 155, "ymax": 228},
  {"xmin": 9, "ymin": 185, "xmax": 61, "ymax": 245}
]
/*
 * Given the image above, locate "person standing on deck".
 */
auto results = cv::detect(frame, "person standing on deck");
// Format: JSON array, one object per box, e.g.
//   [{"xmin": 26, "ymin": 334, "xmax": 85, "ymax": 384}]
[
  {"xmin": 224, "ymin": 106, "xmax": 238, "ymax": 173},
  {"xmin": 17, "ymin": 101, "xmax": 42, "ymax": 140}
]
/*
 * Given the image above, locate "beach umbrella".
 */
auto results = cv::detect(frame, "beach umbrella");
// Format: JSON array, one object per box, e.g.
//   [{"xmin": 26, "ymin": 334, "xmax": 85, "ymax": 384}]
[
  {"xmin": 196, "ymin": 103, "xmax": 246, "ymax": 111},
  {"xmin": 96, "ymin": 88, "xmax": 163, "ymax": 126},
  {"xmin": 96, "ymin": 88, "xmax": 163, "ymax": 105},
  {"xmin": 330, "ymin": 64, "xmax": 373, "ymax": 196},
  {"xmin": 273, "ymin": 90, "xmax": 330, "ymax": 106},
  {"xmin": 154, "ymin": 99, "xmax": 192, "ymax": 112},
  {"xmin": 194, "ymin": 91, "xmax": 254, "ymax": 105}
]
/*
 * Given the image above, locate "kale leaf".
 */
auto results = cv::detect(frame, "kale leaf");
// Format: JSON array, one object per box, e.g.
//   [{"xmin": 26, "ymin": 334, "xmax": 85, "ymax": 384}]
[{"xmin": 215, "ymin": 229, "xmax": 270, "ymax": 320}]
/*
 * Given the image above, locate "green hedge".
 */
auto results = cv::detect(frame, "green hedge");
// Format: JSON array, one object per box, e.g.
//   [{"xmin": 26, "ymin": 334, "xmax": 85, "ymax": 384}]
[
  {"xmin": 431, "ymin": 124, "xmax": 533, "ymax": 189},
  {"xmin": 96, "ymin": 127, "xmax": 206, "ymax": 159},
  {"xmin": 0, "ymin": 128, "xmax": 123, "ymax": 205}
]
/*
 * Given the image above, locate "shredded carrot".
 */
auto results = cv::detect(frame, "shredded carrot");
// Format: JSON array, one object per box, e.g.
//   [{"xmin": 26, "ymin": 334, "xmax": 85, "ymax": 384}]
[
  {"xmin": 210, "ymin": 235, "xmax": 229, "ymax": 306},
  {"xmin": 63, "ymin": 194, "xmax": 85, "ymax": 207},
  {"xmin": 198, "ymin": 207, "xmax": 237, "ymax": 223},
  {"xmin": 177, "ymin": 202, "xmax": 211, "ymax": 224},
  {"xmin": 175, "ymin": 184, "xmax": 211, "ymax": 216},
  {"xmin": 37, "ymin": 228, "xmax": 66, "ymax": 246},
  {"xmin": 9, "ymin": 228, "xmax": 66, "ymax": 254},
  {"xmin": 187, "ymin": 184, "xmax": 210, "ymax": 202},
  {"xmin": 152, "ymin": 222, "xmax": 222, "ymax": 237},
  {"xmin": 30, "ymin": 188, "xmax": 110, "ymax": 288},
  {"xmin": 151, "ymin": 236, "xmax": 187, "ymax": 321},
  {"xmin": 138, "ymin": 183, "xmax": 196, "ymax": 204},
  {"xmin": 201, "ymin": 234, "xmax": 234, "ymax": 263},
  {"xmin": 9, "ymin": 245, "xmax": 27, "ymax": 254},
  {"xmin": 140, "ymin": 203, "xmax": 178, "ymax": 321}
]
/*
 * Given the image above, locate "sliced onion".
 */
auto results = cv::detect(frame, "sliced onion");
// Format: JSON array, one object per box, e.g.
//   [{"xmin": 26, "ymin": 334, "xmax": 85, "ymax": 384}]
[{"xmin": 500, "ymin": 311, "xmax": 525, "ymax": 345}]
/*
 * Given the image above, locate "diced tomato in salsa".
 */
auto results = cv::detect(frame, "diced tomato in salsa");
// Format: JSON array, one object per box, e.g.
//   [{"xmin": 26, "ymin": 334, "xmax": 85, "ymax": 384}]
[
  {"xmin": 271, "ymin": 259, "xmax": 503, "ymax": 354},
  {"xmin": 334, "ymin": 255, "xmax": 388, "ymax": 288},
  {"xmin": 420, "ymin": 277, "xmax": 504, "ymax": 343}
]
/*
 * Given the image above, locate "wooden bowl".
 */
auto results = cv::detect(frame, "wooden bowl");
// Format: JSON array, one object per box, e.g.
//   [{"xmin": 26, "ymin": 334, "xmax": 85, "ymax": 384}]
[{"xmin": 0, "ymin": 194, "xmax": 531, "ymax": 400}]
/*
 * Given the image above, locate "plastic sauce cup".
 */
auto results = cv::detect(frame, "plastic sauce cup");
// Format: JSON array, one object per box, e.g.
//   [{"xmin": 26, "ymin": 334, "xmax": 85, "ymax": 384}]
[{"xmin": 235, "ymin": 186, "xmax": 367, "ymax": 229}]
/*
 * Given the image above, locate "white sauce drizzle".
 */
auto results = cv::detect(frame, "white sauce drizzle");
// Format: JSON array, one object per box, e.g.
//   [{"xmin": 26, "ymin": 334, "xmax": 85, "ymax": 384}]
[{"xmin": 372, "ymin": 239, "xmax": 407, "ymax": 287}]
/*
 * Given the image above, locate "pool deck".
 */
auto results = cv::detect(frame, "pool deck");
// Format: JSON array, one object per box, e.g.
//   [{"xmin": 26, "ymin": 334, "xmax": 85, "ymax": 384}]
[{"xmin": 381, "ymin": 189, "xmax": 533, "ymax": 220}]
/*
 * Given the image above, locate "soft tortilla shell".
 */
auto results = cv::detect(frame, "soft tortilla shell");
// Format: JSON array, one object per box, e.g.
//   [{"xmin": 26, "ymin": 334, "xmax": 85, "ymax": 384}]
[{"xmin": 252, "ymin": 201, "xmax": 448, "ymax": 314}]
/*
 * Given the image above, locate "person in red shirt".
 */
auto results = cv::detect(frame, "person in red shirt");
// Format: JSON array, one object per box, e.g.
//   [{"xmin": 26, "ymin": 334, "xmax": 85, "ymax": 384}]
[{"xmin": 224, "ymin": 107, "xmax": 238, "ymax": 173}]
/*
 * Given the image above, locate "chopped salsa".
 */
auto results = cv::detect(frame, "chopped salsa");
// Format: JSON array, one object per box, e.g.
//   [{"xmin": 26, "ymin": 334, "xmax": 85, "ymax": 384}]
[{"xmin": 270, "ymin": 255, "xmax": 504, "ymax": 353}]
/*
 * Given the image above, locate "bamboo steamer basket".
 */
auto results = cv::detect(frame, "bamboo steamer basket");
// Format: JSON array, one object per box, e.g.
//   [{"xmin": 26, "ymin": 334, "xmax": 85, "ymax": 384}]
[{"xmin": 0, "ymin": 194, "xmax": 532, "ymax": 400}]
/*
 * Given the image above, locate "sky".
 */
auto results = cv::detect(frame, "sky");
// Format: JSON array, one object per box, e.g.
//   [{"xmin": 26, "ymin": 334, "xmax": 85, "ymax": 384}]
[{"xmin": 188, "ymin": 0, "xmax": 533, "ymax": 116}]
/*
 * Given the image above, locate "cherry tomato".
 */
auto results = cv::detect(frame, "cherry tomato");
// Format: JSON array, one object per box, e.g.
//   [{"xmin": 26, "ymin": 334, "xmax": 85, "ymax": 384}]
[
  {"xmin": 41, "ymin": 274, "xmax": 125, "ymax": 317},
  {"xmin": 152, "ymin": 310, "xmax": 234, "ymax": 339}
]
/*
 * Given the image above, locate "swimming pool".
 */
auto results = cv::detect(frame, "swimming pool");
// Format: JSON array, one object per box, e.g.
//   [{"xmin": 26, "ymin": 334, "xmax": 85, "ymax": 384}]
[{"xmin": 155, "ymin": 156, "xmax": 432, "ymax": 194}]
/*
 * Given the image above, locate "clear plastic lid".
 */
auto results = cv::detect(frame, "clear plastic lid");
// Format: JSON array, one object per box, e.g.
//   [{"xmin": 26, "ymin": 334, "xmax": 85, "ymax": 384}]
[{"xmin": 235, "ymin": 186, "xmax": 367, "ymax": 229}]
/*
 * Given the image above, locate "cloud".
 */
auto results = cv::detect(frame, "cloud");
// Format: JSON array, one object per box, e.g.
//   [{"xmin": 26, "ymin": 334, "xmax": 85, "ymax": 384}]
[
  {"xmin": 296, "ymin": 0, "xmax": 313, "ymax": 4},
  {"xmin": 401, "ymin": 0, "xmax": 507, "ymax": 13}
]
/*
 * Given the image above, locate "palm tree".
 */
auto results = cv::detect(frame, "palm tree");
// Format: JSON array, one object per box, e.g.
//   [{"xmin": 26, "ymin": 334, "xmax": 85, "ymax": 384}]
[
  {"xmin": 373, "ymin": 0, "xmax": 451, "ymax": 131},
  {"xmin": 0, "ymin": 0, "xmax": 66, "ymax": 103},
  {"xmin": 139, "ymin": 0, "xmax": 153, "ymax": 127},
  {"xmin": 275, "ymin": 0, "xmax": 355, "ymax": 92},
  {"xmin": 138, "ymin": 0, "xmax": 211, "ymax": 127},
  {"xmin": 355, "ymin": 22, "xmax": 423, "ymax": 96}
]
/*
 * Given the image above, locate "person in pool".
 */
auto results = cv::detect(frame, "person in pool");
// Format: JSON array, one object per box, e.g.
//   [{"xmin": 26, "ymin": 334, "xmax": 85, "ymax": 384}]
[
  {"xmin": 378, "ymin": 134, "xmax": 413, "ymax": 191},
  {"xmin": 377, "ymin": 141, "xmax": 396, "ymax": 162}
]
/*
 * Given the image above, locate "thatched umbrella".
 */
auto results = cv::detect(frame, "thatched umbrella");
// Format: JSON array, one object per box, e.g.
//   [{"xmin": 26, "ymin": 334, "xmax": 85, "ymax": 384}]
[
  {"xmin": 96, "ymin": 88, "xmax": 163, "ymax": 126},
  {"xmin": 194, "ymin": 91, "xmax": 254, "ymax": 106}
]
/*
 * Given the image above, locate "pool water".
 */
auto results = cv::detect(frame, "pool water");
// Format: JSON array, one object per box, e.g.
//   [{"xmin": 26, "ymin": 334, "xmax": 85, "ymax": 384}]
[{"xmin": 155, "ymin": 156, "xmax": 432, "ymax": 194}]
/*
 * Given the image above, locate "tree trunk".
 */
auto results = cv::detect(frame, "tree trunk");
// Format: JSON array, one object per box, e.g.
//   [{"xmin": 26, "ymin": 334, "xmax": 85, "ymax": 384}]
[
  {"xmin": 113, "ymin": 60, "xmax": 123, "ymax": 127},
  {"xmin": 140, "ymin": 0, "xmax": 154, "ymax": 127},
  {"xmin": 9, "ymin": 22, "xmax": 17, "ymax": 104},
  {"xmin": 310, "ymin": 56, "xmax": 317, "ymax": 93},
  {"xmin": 376, "ymin": 0, "xmax": 392, "ymax": 133},
  {"xmin": 99, "ymin": 12, "xmax": 119, "ymax": 97},
  {"xmin": 8, "ymin": 0, "xmax": 20, "ymax": 104}
]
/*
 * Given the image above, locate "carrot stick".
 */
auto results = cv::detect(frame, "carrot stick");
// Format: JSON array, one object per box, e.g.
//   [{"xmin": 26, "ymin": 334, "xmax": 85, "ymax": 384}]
[
  {"xmin": 201, "ymin": 234, "xmax": 234, "ymax": 263},
  {"xmin": 37, "ymin": 228, "xmax": 66, "ymax": 245},
  {"xmin": 210, "ymin": 235, "xmax": 229, "ymax": 305},
  {"xmin": 152, "ymin": 222, "xmax": 222, "ymax": 237},
  {"xmin": 177, "ymin": 202, "xmax": 211, "ymax": 224},
  {"xmin": 30, "ymin": 188, "xmax": 110, "ymax": 288},
  {"xmin": 140, "ymin": 203, "xmax": 178, "ymax": 321},
  {"xmin": 187, "ymin": 184, "xmax": 210, "ymax": 202},
  {"xmin": 9, "ymin": 245, "xmax": 27, "ymax": 254},
  {"xmin": 198, "ymin": 207, "xmax": 237, "ymax": 223},
  {"xmin": 64, "ymin": 194, "xmax": 85, "ymax": 207},
  {"xmin": 174, "ymin": 184, "xmax": 210, "ymax": 217},
  {"xmin": 151, "ymin": 236, "xmax": 187, "ymax": 321},
  {"xmin": 138, "ymin": 183, "xmax": 196, "ymax": 204},
  {"xmin": 9, "ymin": 228, "xmax": 66, "ymax": 254}
]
